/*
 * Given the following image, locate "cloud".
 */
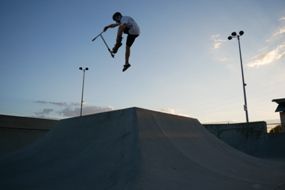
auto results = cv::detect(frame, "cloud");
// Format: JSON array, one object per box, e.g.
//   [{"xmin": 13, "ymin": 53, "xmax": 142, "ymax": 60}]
[
  {"xmin": 217, "ymin": 57, "xmax": 229, "ymax": 63},
  {"xmin": 249, "ymin": 16, "xmax": 285, "ymax": 68},
  {"xmin": 248, "ymin": 43, "xmax": 285, "ymax": 67},
  {"xmin": 35, "ymin": 108, "xmax": 54, "ymax": 118},
  {"xmin": 210, "ymin": 34, "xmax": 231, "ymax": 65},
  {"xmin": 272, "ymin": 27, "xmax": 285, "ymax": 38},
  {"xmin": 34, "ymin": 100, "xmax": 113, "ymax": 118},
  {"xmin": 58, "ymin": 105, "xmax": 113, "ymax": 117},
  {"xmin": 159, "ymin": 108, "xmax": 189, "ymax": 117},
  {"xmin": 211, "ymin": 34, "xmax": 226, "ymax": 49},
  {"xmin": 267, "ymin": 16, "xmax": 285, "ymax": 40},
  {"xmin": 160, "ymin": 108, "xmax": 177, "ymax": 115},
  {"xmin": 35, "ymin": 100, "xmax": 71, "ymax": 107}
]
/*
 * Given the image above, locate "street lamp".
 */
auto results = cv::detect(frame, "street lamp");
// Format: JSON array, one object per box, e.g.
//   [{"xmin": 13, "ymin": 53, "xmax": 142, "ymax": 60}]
[
  {"xmin": 79, "ymin": 67, "xmax": 89, "ymax": 116},
  {"xmin": 228, "ymin": 31, "xmax": 249, "ymax": 123}
]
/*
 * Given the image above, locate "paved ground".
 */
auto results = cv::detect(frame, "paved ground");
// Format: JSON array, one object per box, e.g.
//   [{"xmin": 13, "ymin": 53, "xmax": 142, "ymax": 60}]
[{"xmin": 0, "ymin": 108, "xmax": 284, "ymax": 190}]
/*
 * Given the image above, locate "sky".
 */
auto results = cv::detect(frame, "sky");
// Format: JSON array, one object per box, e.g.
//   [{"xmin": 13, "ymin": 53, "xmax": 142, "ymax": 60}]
[{"xmin": 0, "ymin": 0, "xmax": 285, "ymax": 123}]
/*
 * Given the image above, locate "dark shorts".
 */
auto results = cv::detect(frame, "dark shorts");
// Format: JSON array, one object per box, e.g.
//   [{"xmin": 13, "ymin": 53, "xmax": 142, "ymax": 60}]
[
  {"xmin": 126, "ymin": 34, "xmax": 139, "ymax": 47},
  {"xmin": 124, "ymin": 28, "xmax": 139, "ymax": 47}
]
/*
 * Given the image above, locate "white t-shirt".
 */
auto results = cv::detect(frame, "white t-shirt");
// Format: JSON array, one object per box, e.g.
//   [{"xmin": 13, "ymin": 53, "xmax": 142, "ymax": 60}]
[{"xmin": 120, "ymin": 16, "xmax": 140, "ymax": 35}]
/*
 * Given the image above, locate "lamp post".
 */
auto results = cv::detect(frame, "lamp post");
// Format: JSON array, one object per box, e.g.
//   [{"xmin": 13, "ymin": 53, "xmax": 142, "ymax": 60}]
[
  {"xmin": 79, "ymin": 67, "xmax": 89, "ymax": 116},
  {"xmin": 228, "ymin": 31, "xmax": 249, "ymax": 123}
]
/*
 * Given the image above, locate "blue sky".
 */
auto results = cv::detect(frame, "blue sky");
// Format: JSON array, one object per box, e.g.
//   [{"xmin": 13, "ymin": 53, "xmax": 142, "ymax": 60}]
[{"xmin": 0, "ymin": 0, "xmax": 285, "ymax": 123}]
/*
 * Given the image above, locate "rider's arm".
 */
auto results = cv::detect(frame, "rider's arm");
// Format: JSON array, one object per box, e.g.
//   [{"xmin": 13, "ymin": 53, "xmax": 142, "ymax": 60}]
[{"xmin": 103, "ymin": 23, "xmax": 120, "ymax": 32}]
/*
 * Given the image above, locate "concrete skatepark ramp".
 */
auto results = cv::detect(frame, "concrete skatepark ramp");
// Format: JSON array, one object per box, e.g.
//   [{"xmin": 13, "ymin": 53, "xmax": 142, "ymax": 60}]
[{"xmin": 0, "ymin": 107, "xmax": 284, "ymax": 190}]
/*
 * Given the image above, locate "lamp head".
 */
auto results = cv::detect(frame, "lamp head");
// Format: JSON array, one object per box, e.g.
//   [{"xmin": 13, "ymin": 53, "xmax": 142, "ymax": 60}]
[
  {"xmin": 228, "ymin": 36, "xmax": 233, "ymax": 40},
  {"xmin": 239, "ymin": 31, "xmax": 244, "ymax": 36},
  {"xmin": 231, "ymin": 32, "xmax": 237, "ymax": 37}
]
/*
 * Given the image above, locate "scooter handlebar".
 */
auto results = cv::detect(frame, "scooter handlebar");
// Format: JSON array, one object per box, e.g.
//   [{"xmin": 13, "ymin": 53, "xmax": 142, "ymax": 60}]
[{"xmin": 91, "ymin": 31, "xmax": 104, "ymax": 42}]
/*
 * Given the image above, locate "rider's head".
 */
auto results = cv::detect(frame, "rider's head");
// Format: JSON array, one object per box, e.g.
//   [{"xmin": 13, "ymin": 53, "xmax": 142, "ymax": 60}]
[{"xmin": 112, "ymin": 12, "xmax": 122, "ymax": 23}]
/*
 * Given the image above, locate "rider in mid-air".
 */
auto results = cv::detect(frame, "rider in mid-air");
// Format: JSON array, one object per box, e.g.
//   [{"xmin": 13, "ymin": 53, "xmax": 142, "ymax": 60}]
[{"xmin": 103, "ymin": 12, "xmax": 140, "ymax": 72}]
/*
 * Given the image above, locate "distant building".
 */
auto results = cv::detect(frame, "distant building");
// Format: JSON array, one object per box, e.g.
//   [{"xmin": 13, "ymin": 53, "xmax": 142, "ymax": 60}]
[{"xmin": 272, "ymin": 98, "xmax": 285, "ymax": 128}]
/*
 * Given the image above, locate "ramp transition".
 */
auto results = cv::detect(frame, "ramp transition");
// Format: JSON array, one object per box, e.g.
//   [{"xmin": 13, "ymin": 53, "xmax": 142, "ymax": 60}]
[{"xmin": 0, "ymin": 107, "xmax": 284, "ymax": 190}]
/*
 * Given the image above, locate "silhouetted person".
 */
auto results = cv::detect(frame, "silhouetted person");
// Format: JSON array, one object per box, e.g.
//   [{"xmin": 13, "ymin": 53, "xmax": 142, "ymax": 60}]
[{"xmin": 103, "ymin": 12, "xmax": 140, "ymax": 72}]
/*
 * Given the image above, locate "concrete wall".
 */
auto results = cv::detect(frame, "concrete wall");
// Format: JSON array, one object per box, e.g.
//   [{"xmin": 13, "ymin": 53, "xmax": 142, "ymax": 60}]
[
  {"xmin": 204, "ymin": 122, "xmax": 285, "ymax": 161},
  {"xmin": 204, "ymin": 122, "xmax": 268, "ymax": 157},
  {"xmin": 204, "ymin": 122, "xmax": 267, "ymax": 139},
  {"xmin": 0, "ymin": 115, "xmax": 58, "ymax": 155}
]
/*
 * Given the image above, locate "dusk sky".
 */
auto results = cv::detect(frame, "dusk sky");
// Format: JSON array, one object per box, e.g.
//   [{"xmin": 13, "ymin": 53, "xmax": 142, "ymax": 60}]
[{"xmin": 0, "ymin": 0, "xmax": 284, "ymax": 123}]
